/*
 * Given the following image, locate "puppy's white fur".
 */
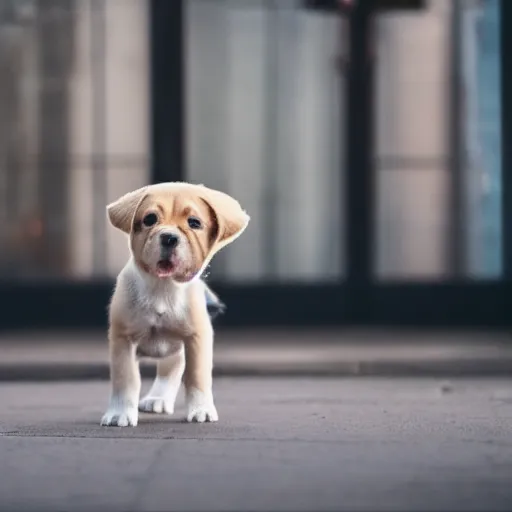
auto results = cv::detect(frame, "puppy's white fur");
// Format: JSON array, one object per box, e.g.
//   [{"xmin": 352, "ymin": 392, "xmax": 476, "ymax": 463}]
[{"xmin": 100, "ymin": 182, "xmax": 249, "ymax": 427}]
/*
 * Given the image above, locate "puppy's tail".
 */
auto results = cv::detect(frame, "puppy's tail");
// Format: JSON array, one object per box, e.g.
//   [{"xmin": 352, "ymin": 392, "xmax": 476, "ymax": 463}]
[{"xmin": 204, "ymin": 283, "xmax": 226, "ymax": 320}]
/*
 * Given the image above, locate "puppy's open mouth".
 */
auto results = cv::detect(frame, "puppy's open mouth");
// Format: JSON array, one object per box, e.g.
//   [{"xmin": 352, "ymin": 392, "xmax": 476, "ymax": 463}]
[{"xmin": 156, "ymin": 260, "xmax": 175, "ymax": 278}]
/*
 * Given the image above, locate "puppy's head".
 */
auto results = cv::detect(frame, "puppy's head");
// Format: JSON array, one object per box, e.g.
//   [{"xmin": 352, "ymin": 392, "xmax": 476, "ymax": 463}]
[{"xmin": 107, "ymin": 182, "xmax": 249, "ymax": 282}]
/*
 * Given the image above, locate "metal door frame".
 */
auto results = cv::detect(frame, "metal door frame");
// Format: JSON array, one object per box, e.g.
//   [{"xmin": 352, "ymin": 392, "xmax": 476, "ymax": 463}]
[{"xmin": 0, "ymin": 0, "xmax": 510, "ymax": 331}]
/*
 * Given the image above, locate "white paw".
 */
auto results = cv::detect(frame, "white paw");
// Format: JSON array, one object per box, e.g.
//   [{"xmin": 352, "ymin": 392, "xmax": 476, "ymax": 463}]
[
  {"xmin": 138, "ymin": 396, "xmax": 174, "ymax": 414},
  {"xmin": 139, "ymin": 376, "xmax": 180, "ymax": 414},
  {"xmin": 186, "ymin": 388, "xmax": 218, "ymax": 423},
  {"xmin": 187, "ymin": 404, "xmax": 218, "ymax": 423},
  {"xmin": 100, "ymin": 406, "xmax": 138, "ymax": 427}
]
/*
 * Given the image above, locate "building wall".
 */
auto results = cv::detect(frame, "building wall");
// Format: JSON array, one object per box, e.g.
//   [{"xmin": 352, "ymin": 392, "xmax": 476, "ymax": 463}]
[{"xmin": 13, "ymin": 0, "xmax": 488, "ymax": 282}]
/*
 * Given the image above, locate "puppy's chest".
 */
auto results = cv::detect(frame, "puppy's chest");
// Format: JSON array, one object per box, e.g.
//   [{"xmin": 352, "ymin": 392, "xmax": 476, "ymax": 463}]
[
  {"xmin": 132, "ymin": 295, "xmax": 189, "ymax": 359},
  {"xmin": 144, "ymin": 297, "xmax": 184, "ymax": 328},
  {"xmin": 136, "ymin": 330, "xmax": 182, "ymax": 359}
]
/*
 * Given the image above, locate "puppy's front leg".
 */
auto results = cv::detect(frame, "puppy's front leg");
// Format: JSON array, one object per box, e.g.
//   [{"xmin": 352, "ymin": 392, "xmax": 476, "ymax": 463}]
[
  {"xmin": 139, "ymin": 344, "xmax": 185, "ymax": 414},
  {"xmin": 101, "ymin": 331, "xmax": 140, "ymax": 427},
  {"xmin": 184, "ymin": 326, "xmax": 218, "ymax": 423}
]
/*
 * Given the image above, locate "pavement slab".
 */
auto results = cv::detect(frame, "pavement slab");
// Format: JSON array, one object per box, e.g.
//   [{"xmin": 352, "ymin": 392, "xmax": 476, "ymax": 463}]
[{"xmin": 0, "ymin": 377, "xmax": 512, "ymax": 511}]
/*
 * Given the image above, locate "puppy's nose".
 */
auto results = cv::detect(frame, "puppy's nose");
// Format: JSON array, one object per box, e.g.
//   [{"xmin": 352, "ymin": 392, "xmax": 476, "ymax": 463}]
[{"xmin": 160, "ymin": 233, "xmax": 179, "ymax": 249}]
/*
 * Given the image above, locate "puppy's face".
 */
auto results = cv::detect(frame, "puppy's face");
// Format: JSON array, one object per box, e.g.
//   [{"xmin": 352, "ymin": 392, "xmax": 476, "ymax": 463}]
[
  {"xmin": 107, "ymin": 183, "xmax": 249, "ymax": 283},
  {"xmin": 131, "ymin": 192, "xmax": 216, "ymax": 282}
]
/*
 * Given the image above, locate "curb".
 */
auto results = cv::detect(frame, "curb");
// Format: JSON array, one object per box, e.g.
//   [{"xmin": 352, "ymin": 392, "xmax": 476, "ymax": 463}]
[{"xmin": 2, "ymin": 358, "xmax": 512, "ymax": 381}]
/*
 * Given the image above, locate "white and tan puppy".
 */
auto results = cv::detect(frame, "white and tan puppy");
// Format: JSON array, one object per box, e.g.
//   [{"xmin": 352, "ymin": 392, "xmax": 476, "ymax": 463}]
[{"xmin": 100, "ymin": 182, "xmax": 249, "ymax": 427}]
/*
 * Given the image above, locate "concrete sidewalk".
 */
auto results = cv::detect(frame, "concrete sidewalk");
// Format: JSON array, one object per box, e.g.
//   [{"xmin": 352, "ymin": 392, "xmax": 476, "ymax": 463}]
[
  {"xmin": 1, "ymin": 377, "xmax": 512, "ymax": 511},
  {"xmin": 1, "ymin": 329, "xmax": 512, "ymax": 380}
]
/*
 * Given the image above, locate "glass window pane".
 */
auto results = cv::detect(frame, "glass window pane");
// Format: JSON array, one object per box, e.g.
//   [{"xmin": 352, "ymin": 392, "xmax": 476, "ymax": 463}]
[
  {"xmin": 376, "ymin": 168, "xmax": 450, "ymax": 280},
  {"xmin": 460, "ymin": 0, "xmax": 501, "ymax": 278},
  {"xmin": 186, "ymin": 0, "xmax": 346, "ymax": 283},
  {"xmin": 0, "ymin": 0, "xmax": 150, "ymax": 281}
]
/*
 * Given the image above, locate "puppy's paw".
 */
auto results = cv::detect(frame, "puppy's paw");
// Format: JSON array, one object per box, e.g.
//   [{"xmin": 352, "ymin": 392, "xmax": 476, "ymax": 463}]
[
  {"xmin": 187, "ymin": 404, "xmax": 218, "ymax": 423},
  {"xmin": 100, "ymin": 406, "xmax": 138, "ymax": 427},
  {"xmin": 186, "ymin": 388, "xmax": 219, "ymax": 423},
  {"xmin": 139, "ymin": 376, "xmax": 180, "ymax": 415},
  {"xmin": 138, "ymin": 396, "xmax": 174, "ymax": 415}
]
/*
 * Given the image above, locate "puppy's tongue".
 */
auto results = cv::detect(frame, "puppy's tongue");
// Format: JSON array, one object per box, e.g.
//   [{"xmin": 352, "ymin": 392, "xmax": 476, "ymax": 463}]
[{"xmin": 156, "ymin": 260, "xmax": 175, "ymax": 277}]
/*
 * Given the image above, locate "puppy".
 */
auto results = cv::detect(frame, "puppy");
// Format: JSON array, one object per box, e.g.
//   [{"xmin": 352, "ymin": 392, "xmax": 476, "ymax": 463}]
[{"xmin": 100, "ymin": 182, "xmax": 249, "ymax": 427}]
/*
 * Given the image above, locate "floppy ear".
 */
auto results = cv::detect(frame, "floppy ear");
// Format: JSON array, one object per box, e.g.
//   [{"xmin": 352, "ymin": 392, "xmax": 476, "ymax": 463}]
[
  {"xmin": 106, "ymin": 186, "xmax": 149, "ymax": 234},
  {"xmin": 200, "ymin": 187, "xmax": 250, "ymax": 256}
]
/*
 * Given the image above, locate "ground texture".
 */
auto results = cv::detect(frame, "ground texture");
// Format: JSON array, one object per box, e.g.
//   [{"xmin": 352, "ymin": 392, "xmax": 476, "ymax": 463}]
[{"xmin": 1, "ymin": 377, "xmax": 511, "ymax": 511}]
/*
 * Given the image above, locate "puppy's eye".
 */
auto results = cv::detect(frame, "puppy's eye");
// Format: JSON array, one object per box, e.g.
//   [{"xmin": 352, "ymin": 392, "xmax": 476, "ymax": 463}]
[
  {"xmin": 142, "ymin": 213, "xmax": 158, "ymax": 227},
  {"xmin": 187, "ymin": 216, "xmax": 202, "ymax": 230}
]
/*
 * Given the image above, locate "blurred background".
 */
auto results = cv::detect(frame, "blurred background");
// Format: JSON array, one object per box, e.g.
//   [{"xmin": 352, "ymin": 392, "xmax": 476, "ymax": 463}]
[
  {"xmin": 0, "ymin": 5, "xmax": 511, "ymax": 510},
  {"xmin": 0, "ymin": 0, "xmax": 510, "ymax": 371}
]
